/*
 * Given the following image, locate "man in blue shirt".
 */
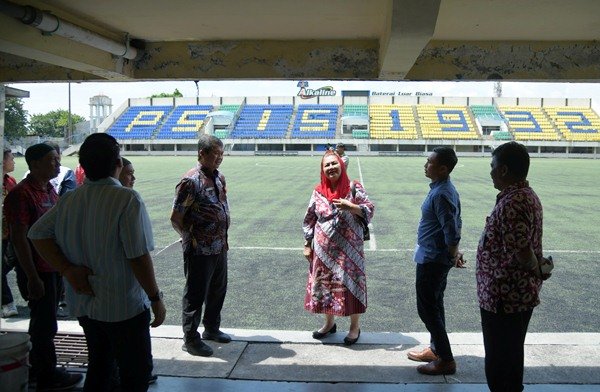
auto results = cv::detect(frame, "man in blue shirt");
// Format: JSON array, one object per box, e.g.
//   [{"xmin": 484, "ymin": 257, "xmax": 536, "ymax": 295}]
[{"xmin": 409, "ymin": 146, "xmax": 465, "ymax": 376}]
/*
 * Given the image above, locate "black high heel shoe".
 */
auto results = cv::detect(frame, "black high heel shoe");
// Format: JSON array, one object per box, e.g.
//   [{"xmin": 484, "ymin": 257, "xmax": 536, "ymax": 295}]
[
  {"xmin": 312, "ymin": 323, "xmax": 337, "ymax": 339},
  {"xmin": 344, "ymin": 329, "xmax": 361, "ymax": 346}
]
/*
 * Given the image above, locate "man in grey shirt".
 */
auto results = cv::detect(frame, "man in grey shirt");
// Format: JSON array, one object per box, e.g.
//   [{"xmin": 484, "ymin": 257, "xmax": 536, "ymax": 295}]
[{"xmin": 30, "ymin": 133, "xmax": 166, "ymax": 392}]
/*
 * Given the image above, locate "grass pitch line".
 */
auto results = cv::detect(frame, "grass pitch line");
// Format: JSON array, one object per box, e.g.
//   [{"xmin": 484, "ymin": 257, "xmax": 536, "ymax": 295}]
[
  {"xmin": 227, "ymin": 246, "xmax": 600, "ymax": 254},
  {"xmin": 356, "ymin": 157, "xmax": 377, "ymax": 251},
  {"xmin": 545, "ymin": 249, "xmax": 600, "ymax": 254},
  {"xmin": 365, "ymin": 248, "xmax": 600, "ymax": 254},
  {"xmin": 154, "ymin": 239, "xmax": 182, "ymax": 256}
]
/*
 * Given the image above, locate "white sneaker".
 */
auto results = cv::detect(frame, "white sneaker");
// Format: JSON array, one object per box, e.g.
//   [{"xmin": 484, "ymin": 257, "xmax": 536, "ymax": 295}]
[{"xmin": 1, "ymin": 302, "xmax": 18, "ymax": 318}]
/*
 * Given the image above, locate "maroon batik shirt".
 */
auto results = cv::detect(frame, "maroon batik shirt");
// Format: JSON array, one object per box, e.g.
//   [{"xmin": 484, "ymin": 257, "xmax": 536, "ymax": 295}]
[
  {"xmin": 173, "ymin": 164, "xmax": 230, "ymax": 256},
  {"xmin": 4, "ymin": 174, "xmax": 59, "ymax": 273},
  {"xmin": 476, "ymin": 180, "xmax": 544, "ymax": 313}
]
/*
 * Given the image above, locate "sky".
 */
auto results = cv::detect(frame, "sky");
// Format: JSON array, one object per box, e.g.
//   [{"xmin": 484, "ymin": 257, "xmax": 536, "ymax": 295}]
[{"xmin": 7, "ymin": 80, "xmax": 600, "ymax": 120}]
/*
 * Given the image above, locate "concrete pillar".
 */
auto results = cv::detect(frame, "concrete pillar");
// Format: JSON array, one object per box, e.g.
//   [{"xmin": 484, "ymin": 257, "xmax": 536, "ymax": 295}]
[{"xmin": 0, "ymin": 85, "xmax": 5, "ymax": 326}]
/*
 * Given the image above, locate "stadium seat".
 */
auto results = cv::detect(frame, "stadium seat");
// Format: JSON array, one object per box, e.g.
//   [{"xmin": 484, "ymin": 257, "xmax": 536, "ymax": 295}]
[
  {"xmin": 491, "ymin": 131, "xmax": 513, "ymax": 140},
  {"xmin": 499, "ymin": 106, "xmax": 560, "ymax": 141},
  {"xmin": 369, "ymin": 104, "xmax": 417, "ymax": 139},
  {"xmin": 107, "ymin": 106, "xmax": 173, "ymax": 140},
  {"xmin": 470, "ymin": 105, "xmax": 503, "ymax": 121},
  {"xmin": 155, "ymin": 105, "xmax": 213, "ymax": 139},
  {"xmin": 291, "ymin": 105, "xmax": 338, "ymax": 139},
  {"xmin": 343, "ymin": 104, "xmax": 368, "ymax": 117},
  {"xmin": 103, "ymin": 101, "xmax": 599, "ymax": 146},
  {"xmin": 544, "ymin": 106, "xmax": 600, "ymax": 141},
  {"xmin": 416, "ymin": 105, "xmax": 479, "ymax": 140},
  {"xmin": 230, "ymin": 104, "xmax": 293, "ymax": 139},
  {"xmin": 219, "ymin": 104, "xmax": 241, "ymax": 114},
  {"xmin": 214, "ymin": 129, "xmax": 230, "ymax": 139}
]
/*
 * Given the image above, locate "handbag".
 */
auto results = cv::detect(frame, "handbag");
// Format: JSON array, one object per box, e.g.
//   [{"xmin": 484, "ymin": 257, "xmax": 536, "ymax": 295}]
[{"xmin": 350, "ymin": 181, "xmax": 370, "ymax": 241}]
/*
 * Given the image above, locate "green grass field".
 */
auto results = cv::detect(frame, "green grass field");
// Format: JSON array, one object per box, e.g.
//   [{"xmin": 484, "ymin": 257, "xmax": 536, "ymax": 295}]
[{"xmin": 9, "ymin": 155, "xmax": 600, "ymax": 333}]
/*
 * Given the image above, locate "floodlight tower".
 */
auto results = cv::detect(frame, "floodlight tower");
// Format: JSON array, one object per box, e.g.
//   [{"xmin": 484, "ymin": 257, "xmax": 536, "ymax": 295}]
[
  {"xmin": 89, "ymin": 95, "xmax": 112, "ymax": 132},
  {"xmin": 494, "ymin": 81, "xmax": 502, "ymax": 97}
]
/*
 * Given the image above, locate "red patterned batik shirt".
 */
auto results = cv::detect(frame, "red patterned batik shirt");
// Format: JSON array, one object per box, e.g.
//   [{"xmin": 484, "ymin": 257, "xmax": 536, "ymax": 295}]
[
  {"xmin": 476, "ymin": 181, "xmax": 544, "ymax": 313},
  {"xmin": 4, "ymin": 175, "xmax": 58, "ymax": 272},
  {"xmin": 173, "ymin": 164, "xmax": 229, "ymax": 256}
]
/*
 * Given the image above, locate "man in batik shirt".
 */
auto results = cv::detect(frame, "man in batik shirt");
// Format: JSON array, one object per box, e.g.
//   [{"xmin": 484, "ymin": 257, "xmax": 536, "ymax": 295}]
[
  {"xmin": 171, "ymin": 134, "xmax": 230, "ymax": 357},
  {"xmin": 477, "ymin": 141, "xmax": 546, "ymax": 392},
  {"xmin": 5, "ymin": 143, "xmax": 82, "ymax": 390}
]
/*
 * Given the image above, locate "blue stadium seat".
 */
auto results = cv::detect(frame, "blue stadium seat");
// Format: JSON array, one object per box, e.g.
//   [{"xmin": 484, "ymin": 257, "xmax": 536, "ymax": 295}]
[
  {"xmin": 155, "ymin": 105, "xmax": 213, "ymax": 139},
  {"xmin": 107, "ymin": 106, "xmax": 173, "ymax": 140},
  {"xmin": 230, "ymin": 105, "xmax": 293, "ymax": 139},
  {"xmin": 291, "ymin": 105, "xmax": 338, "ymax": 139}
]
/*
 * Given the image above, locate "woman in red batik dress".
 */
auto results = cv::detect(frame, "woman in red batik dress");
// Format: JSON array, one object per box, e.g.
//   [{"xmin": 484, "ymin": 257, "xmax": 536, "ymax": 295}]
[{"xmin": 302, "ymin": 150, "xmax": 374, "ymax": 345}]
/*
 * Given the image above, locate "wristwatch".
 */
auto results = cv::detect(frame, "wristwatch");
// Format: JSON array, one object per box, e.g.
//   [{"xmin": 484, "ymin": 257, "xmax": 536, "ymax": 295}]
[{"xmin": 148, "ymin": 290, "xmax": 163, "ymax": 302}]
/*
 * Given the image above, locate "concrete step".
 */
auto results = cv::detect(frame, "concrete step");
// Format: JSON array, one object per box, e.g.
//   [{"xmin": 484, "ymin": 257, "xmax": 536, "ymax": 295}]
[{"xmin": 2, "ymin": 321, "xmax": 598, "ymax": 389}]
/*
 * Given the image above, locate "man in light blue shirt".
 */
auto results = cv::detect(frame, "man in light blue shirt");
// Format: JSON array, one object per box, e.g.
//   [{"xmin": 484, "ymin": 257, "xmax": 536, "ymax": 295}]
[
  {"xmin": 29, "ymin": 133, "xmax": 166, "ymax": 392},
  {"xmin": 409, "ymin": 146, "xmax": 465, "ymax": 376}
]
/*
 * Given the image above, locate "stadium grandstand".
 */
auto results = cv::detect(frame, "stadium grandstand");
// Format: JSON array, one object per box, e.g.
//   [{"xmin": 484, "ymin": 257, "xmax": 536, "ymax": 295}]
[{"xmin": 101, "ymin": 95, "xmax": 600, "ymax": 157}]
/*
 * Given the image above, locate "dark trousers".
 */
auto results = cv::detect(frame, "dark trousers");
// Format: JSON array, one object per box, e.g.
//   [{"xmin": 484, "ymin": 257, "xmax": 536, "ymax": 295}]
[
  {"xmin": 9, "ymin": 239, "xmax": 40, "ymax": 302},
  {"xmin": 1, "ymin": 239, "xmax": 15, "ymax": 305},
  {"xmin": 481, "ymin": 306, "xmax": 533, "ymax": 392},
  {"xmin": 79, "ymin": 309, "xmax": 152, "ymax": 392},
  {"xmin": 2, "ymin": 240, "xmax": 22, "ymax": 305},
  {"xmin": 182, "ymin": 252, "xmax": 228, "ymax": 342},
  {"xmin": 28, "ymin": 272, "xmax": 60, "ymax": 385},
  {"xmin": 416, "ymin": 262, "xmax": 454, "ymax": 361},
  {"xmin": 1, "ymin": 260, "xmax": 13, "ymax": 305}
]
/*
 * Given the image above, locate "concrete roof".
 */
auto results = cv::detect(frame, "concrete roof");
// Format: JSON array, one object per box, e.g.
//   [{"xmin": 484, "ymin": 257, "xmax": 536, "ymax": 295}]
[{"xmin": 0, "ymin": 0, "xmax": 599, "ymax": 82}]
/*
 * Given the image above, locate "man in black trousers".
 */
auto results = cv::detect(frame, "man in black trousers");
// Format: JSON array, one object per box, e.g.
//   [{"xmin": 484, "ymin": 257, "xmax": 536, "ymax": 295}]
[
  {"xmin": 171, "ymin": 135, "xmax": 231, "ymax": 357},
  {"xmin": 408, "ymin": 146, "xmax": 465, "ymax": 375}
]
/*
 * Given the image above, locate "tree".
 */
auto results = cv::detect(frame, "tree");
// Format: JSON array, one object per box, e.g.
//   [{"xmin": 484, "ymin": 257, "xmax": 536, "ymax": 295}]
[
  {"xmin": 4, "ymin": 98, "xmax": 28, "ymax": 141},
  {"xmin": 29, "ymin": 110, "xmax": 85, "ymax": 138},
  {"xmin": 149, "ymin": 88, "xmax": 183, "ymax": 98}
]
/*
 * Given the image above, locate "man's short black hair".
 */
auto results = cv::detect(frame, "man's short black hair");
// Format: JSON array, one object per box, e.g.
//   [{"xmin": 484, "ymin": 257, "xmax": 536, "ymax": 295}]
[
  {"xmin": 198, "ymin": 134, "xmax": 223, "ymax": 154},
  {"xmin": 43, "ymin": 141, "xmax": 61, "ymax": 155},
  {"xmin": 25, "ymin": 143, "xmax": 55, "ymax": 168},
  {"xmin": 432, "ymin": 146, "xmax": 458, "ymax": 173},
  {"xmin": 79, "ymin": 133, "xmax": 120, "ymax": 181},
  {"xmin": 492, "ymin": 141, "xmax": 530, "ymax": 180}
]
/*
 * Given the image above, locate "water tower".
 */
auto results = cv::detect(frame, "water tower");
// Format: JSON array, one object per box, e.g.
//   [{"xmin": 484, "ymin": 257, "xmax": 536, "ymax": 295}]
[{"xmin": 89, "ymin": 95, "xmax": 112, "ymax": 132}]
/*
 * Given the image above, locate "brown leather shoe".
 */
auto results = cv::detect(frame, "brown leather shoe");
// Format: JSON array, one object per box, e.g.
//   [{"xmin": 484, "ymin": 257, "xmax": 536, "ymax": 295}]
[
  {"xmin": 417, "ymin": 359, "xmax": 456, "ymax": 375},
  {"xmin": 407, "ymin": 347, "xmax": 439, "ymax": 362}
]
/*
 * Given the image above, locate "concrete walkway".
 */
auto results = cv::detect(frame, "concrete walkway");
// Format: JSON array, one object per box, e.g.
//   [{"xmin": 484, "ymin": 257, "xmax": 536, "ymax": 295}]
[{"xmin": 2, "ymin": 319, "xmax": 599, "ymax": 391}]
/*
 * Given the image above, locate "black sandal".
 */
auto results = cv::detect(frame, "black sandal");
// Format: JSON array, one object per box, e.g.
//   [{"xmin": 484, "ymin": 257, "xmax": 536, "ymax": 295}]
[
  {"xmin": 312, "ymin": 323, "xmax": 337, "ymax": 339},
  {"xmin": 343, "ymin": 329, "xmax": 361, "ymax": 346}
]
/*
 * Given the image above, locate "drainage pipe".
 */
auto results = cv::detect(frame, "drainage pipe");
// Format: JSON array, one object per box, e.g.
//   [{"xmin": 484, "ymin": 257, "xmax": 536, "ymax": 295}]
[{"xmin": 0, "ymin": 0, "xmax": 138, "ymax": 60}]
